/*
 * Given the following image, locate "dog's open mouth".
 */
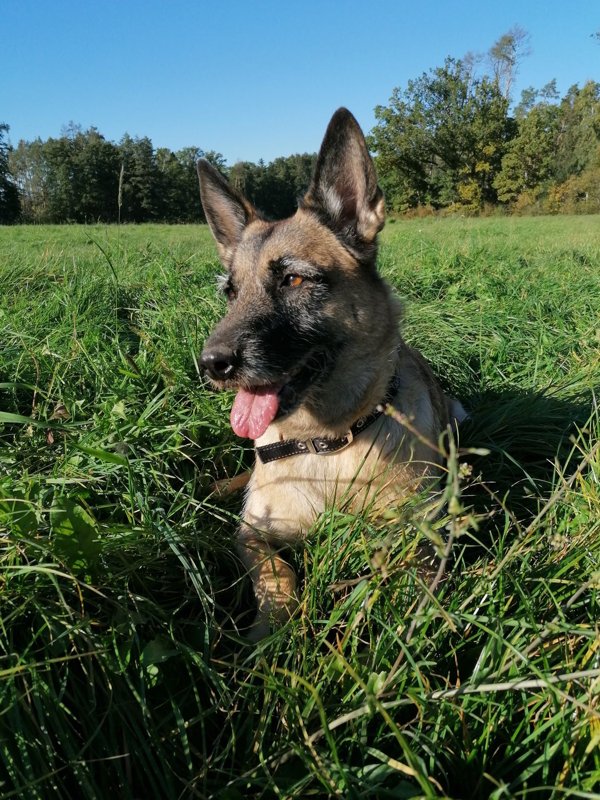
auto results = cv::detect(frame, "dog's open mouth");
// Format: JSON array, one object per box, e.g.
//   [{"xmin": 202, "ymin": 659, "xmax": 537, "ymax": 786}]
[
  {"xmin": 230, "ymin": 385, "xmax": 281, "ymax": 439},
  {"xmin": 229, "ymin": 350, "xmax": 330, "ymax": 440}
]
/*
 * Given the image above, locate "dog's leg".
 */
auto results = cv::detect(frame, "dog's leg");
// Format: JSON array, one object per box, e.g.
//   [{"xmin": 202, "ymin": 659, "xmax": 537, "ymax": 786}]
[{"xmin": 237, "ymin": 529, "xmax": 298, "ymax": 641}]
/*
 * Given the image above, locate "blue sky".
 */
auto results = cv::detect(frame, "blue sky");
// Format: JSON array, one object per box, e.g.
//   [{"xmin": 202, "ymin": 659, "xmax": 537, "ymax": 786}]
[{"xmin": 2, "ymin": 0, "xmax": 598, "ymax": 164}]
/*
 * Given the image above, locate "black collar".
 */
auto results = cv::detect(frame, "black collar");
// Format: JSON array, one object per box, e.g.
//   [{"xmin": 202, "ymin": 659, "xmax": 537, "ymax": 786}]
[{"xmin": 255, "ymin": 373, "xmax": 400, "ymax": 465}]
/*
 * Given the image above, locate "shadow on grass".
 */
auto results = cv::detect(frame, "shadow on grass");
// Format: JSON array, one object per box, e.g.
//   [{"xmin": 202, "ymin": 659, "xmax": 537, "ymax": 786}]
[{"xmin": 457, "ymin": 385, "xmax": 595, "ymax": 541}]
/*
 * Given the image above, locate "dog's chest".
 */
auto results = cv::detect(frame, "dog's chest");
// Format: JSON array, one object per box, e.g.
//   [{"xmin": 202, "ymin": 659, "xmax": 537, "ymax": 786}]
[{"xmin": 242, "ymin": 414, "xmax": 438, "ymax": 544}]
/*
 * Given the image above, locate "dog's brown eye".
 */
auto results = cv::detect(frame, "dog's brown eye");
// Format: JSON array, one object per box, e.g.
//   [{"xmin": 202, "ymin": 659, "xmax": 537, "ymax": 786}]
[
  {"xmin": 283, "ymin": 274, "xmax": 304, "ymax": 288},
  {"xmin": 224, "ymin": 284, "xmax": 237, "ymax": 301}
]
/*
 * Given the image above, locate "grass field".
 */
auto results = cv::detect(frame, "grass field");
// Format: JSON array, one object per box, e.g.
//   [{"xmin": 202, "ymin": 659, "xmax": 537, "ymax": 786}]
[{"xmin": 0, "ymin": 217, "xmax": 599, "ymax": 799}]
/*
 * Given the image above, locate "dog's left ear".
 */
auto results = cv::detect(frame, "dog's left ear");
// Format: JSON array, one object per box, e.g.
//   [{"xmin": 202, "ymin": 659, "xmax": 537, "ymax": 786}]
[
  {"xmin": 197, "ymin": 159, "xmax": 258, "ymax": 264},
  {"xmin": 303, "ymin": 108, "xmax": 385, "ymax": 245}
]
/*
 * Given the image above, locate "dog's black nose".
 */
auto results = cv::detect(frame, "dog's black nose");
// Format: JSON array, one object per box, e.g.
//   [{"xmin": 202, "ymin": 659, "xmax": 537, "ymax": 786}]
[{"xmin": 200, "ymin": 346, "xmax": 239, "ymax": 381}]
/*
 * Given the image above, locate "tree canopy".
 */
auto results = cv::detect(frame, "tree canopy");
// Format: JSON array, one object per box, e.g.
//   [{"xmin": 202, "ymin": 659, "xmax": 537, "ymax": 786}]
[
  {"xmin": 6, "ymin": 126, "xmax": 231, "ymax": 224},
  {"xmin": 4, "ymin": 124, "xmax": 315, "ymax": 224},
  {"xmin": 369, "ymin": 30, "xmax": 599, "ymax": 216},
  {"xmin": 369, "ymin": 57, "xmax": 513, "ymax": 212}
]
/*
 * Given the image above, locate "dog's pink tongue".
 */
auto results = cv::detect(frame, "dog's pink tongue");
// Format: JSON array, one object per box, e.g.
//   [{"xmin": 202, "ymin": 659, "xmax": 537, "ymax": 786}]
[{"xmin": 230, "ymin": 387, "xmax": 280, "ymax": 439}]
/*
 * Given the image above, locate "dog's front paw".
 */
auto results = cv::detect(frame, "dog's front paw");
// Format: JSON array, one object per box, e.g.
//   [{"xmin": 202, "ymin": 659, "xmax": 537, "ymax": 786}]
[
  {"xmin": 245, "ymin": 591, "xmax": 299, "ymax": 643},
  {"xmin": 245, "ymin": 594, "xmax": 299, "ymax": 642}
]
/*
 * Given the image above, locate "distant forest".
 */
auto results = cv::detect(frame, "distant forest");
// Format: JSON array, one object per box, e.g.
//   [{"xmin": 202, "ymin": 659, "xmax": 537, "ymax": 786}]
[{"xmin": 1, "ymin": 29, "xmax": 599, "ymax": 224}]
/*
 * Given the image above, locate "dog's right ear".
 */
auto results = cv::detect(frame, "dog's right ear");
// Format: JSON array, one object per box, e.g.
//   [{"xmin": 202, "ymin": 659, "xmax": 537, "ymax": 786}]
[
  {"xmin": 302, "ymin": 108, "xmax": 385, "ymax": 249},
  {"xmin": 197, "ymin": 159, "xmax": 257, "ymax": 264}
]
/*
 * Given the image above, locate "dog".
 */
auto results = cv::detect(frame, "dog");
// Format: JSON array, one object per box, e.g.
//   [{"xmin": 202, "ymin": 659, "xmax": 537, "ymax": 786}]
[{"xmin": 198, "ymin": 108, "xmax": 466, "ymax": 639}]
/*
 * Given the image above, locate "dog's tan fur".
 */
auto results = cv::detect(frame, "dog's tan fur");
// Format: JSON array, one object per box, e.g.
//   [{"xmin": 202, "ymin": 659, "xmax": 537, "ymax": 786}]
[{"xmin": 198, "ymin": 109, "xmax": 465, "ymax": 639}]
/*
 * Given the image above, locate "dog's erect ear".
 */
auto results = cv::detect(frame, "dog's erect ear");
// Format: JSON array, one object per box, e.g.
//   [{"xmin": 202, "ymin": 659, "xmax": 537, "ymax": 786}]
[
  {"xmin": 303, "ymin": 108, "xmax": 385, "ymax": 245},
  {"xmin": 197, "ymin": 159, "xmax": 257, "ymax": 264}
]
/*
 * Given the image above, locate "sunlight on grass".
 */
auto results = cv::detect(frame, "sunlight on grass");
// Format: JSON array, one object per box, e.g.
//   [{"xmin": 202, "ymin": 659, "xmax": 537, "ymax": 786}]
[{"xmin": 0, "ymin": 219, "xmax": 599, "ymax": 798}]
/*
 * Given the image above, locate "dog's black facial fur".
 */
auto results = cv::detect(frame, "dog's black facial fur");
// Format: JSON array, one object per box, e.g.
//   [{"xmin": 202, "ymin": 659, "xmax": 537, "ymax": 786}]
[
  {"xmin": 277, "ymin": 348, "xmax": 337, "ymax": 416},
  {"xmin": 203, "ymin": 264, "xmax": 347, "ymax": 419}
]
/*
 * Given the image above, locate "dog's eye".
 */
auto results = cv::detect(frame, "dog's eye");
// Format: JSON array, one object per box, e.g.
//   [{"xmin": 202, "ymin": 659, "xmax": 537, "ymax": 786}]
[{"xmin": 282, "ymin": 274, "xmax": 304, "ymax": 288}]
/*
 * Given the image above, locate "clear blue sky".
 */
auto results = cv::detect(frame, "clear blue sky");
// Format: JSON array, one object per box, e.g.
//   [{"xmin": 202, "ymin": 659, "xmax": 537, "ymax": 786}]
[{"xmin": 2, "ymin": 0, "xmax": 598, "ymax": 164}]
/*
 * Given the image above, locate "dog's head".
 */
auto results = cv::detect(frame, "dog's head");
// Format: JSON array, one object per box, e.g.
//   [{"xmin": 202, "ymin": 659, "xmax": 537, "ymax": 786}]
[{"xmin": 199, "ymin": 108, "xmax": 396, "ymax": 440}]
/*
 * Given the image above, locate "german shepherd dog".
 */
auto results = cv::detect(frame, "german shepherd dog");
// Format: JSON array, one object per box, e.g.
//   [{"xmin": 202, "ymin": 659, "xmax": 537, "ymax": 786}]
[{"xmin": 198, "ymin": 109, "xmax": 466, "ymax": 639}]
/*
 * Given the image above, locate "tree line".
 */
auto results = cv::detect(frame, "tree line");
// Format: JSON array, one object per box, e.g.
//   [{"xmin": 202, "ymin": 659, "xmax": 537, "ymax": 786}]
[
  {"xmin": 1, "ymin": 124, "xmax": 224, "ymax": 224},
  {"xmin": 369, "ymin": 27, "xmax": 600, "ymax": 215},
  {"xmin": 370, "ymin": 69, "xmax": 600, "ymax": 216},
  {"xmin": 0, "ymin": 121, "xmax": 317, "ymax": 225},
  {"xmin": 1, "ymin": 28, "xmax": 599, "ymax": 224}
]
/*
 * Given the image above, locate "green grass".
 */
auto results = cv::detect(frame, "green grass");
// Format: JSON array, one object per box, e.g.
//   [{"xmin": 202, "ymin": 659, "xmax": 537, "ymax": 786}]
[{"xmin": 0, "ymin": 218, "xmax": 599, "ymax": 799}]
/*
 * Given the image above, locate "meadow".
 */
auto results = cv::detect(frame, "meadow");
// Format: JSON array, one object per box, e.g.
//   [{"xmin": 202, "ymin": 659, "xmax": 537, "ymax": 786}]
[{"xmin": 0, "ymin": 217, "xmax": 598, "ymax": 798}]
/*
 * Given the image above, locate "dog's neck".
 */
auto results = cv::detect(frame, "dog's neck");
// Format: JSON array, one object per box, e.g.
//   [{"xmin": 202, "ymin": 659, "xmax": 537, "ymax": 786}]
[
  {"xmin": 256, "ymin": 342, "xmax": 403, "ymax": 446},
  {"xmin": 255, "ymin": 365, "xmax": 402, "ymax": 464}
]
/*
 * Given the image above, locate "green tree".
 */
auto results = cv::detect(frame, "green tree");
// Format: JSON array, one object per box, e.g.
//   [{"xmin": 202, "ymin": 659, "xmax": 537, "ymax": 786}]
[
  {"xmin": 370, "ymin": 57, "xmax": 512, "ymax": 211},
  {"xmin": 8, "ymin": 138, "xmax": 49, "ymax": 222},
  {"xmin": 9, "ymin": 127, "xmax": 225, "ymax": 224},
  {"xmin": 515, "ymin": 80, "xmax": 559, "ymax": 120},
  {"xmin": 494, "ymin": 80, "xmax": 600, "ymax": 212},
  {"xmin": 0, "ymin": 123, "xmax": 21, "ymax": 223},
  {"xmin": 258, "ymin": 153, "xmax": 316, "ymax": 218},
  {"xmin": 10, "ymin": 126, "xmax": 120, "ymax": 222},
  {"xmin": 118, "ymin": 135, "xmax": 158, "ymax": 222},
  {"xmin": 229, "ymin": 160, "xmax": 263, "ymax": 205},
  {"xmin": 176, "ymin": 147, "xmax": 225, "ymax": 222},
  {"xmin": 494, "ymin": 93, "xmax": 560, "ymax": 203},
  {"xmin": 549, "ymin": 81, "xmax": 600, "ymax": 213},
  {"xmin": 71, "ymin": 127, "xmax": 120, "ymax": 221},
  {"xmin": 228, "ymin": 154, "xmax": 316, "ymax": 219},
  {"xmin": 155, "ymin": 147, "xmax": 188, "ymax": 222},
  {"xmin": 155, "ymin": 146, "xmax": 218, "ymax": 223},
  {"xmin": 554, "ymin": 81, "xmax": 600, "ymax": 182},
  {"xmin": 42, "ymin": 132, "xmax": 77, "ymax": 222}
]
